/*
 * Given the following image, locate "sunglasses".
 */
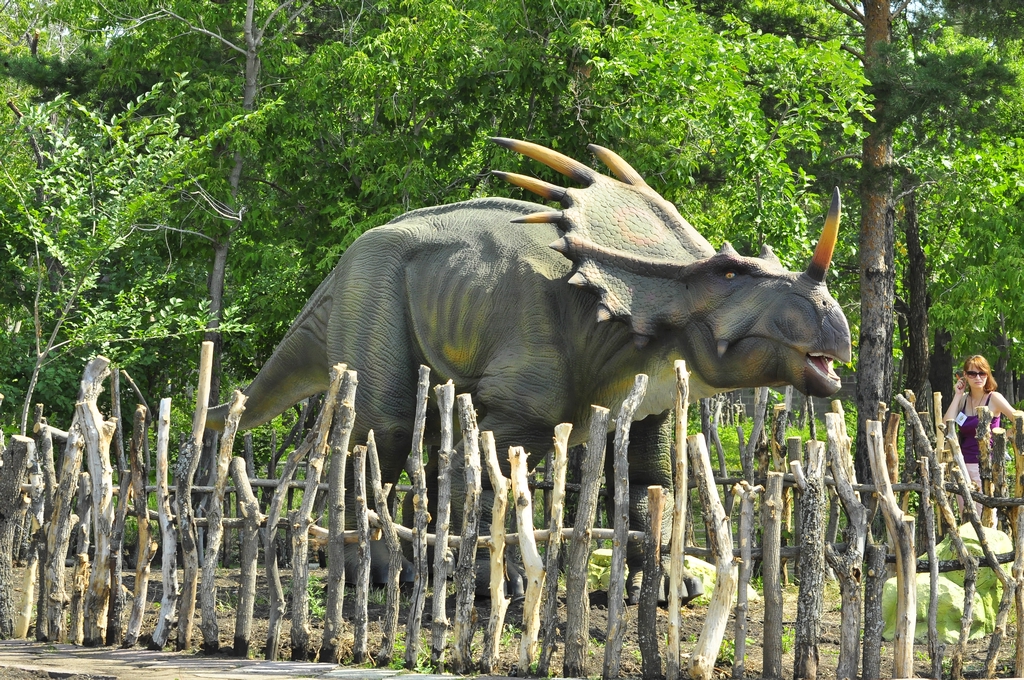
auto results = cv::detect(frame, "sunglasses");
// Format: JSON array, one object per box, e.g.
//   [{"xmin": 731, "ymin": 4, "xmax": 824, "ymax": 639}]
[{"xmin": 965, "ymin": 370, "xmax": 987, "ymax": 378}]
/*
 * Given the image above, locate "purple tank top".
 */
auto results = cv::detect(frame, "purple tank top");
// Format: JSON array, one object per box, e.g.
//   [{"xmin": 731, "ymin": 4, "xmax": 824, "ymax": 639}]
[{"xmin": 958, "ymin": 393, "xmax": 1001, "ymax": 464}]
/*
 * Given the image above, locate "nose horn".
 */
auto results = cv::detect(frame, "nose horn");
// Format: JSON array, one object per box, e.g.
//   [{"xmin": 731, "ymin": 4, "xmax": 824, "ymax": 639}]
[{"xmin": 806, "ymin": 187, "xmax": 840, "ymax": 283}]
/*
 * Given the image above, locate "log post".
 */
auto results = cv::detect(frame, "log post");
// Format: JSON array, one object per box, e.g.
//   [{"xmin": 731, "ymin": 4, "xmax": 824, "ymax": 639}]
[
  {"xmin": 1013, "ymin": 505, "xmax": 1024, "ymax": 678},
  {"xmin": 264, "ymin": 396, "xmax": 334, "ymax": 660},
  {"xmin": 15, "ymin": 426, "xmax": 44, "ymax": 639},
  {"xmin": 730, "ymin": 481, "xmax": 761, "ymax": 680},
  {"xmin": 511, "ymin": 442, "xmax": 546, "ymax": 673},
  {"xmin": 480, "ymin": 433, "xmax": 510, "ymax": 675},
  {"xmin": 69, "ymin": 472, "xmax": 91, "ymax": 645},
  {"xmin": 150, "ymin": 399, "xmax": 178, "ymax": 649},
  {"xmin": 290, "ymin": 367, "xmax": 343, "ymax": 661},
  {"xmin": 760, "ymin": 471, "xmax": 784, "ymax": 680},
  {"xmin": 865, "ymin": 419, "xmax": 915, "ymax": 678},
  {"xmin": 604, "ymin": 374, "xmax": 649, "ymax": 680},
  {"xmin": 352, "ymin": 444, "xmax": 370, "ymax": 664},
  {"xmin": 822, "ymin": 412, "xmax": 867, "ymax": 680},
  {"xmin": 687, "ymin": 434, "xmax": 737, "ymax": 680},
  {"xmin": 452, "ymin": 393, "xmax": 483, "ymax": 674},
  {"xmin": 0, "ymin": 436, "xmax": 34, "ymax": 638},
  {"xmin": 639, "ymin": 486, "xmax": 665, "ymax": 680},
  {"xmin": 106, "ymin": 373, "xmax": 130, "ymax": 647},
  {"xmin": 791, "ymin": 441, "xmax": 825, "ymax": 680},
  {"xmin": 666, "ymin": 360, "xmax": 690, "ymax": 680},
  {"xmin": 861, "ymin": 543, "xmax": 887, "ymax": 680},
  {"xmin": 33, "ymin": 413, "xmax": 58, "ymax": 643},
  {"xmin": 230, "ymin": 456, "xmax": 264, "ymax": 657},
  {"xmin": 321, "ymin": 368, "xmax": 358, "ymax": 664},
  {"xmin": 367, "ymin": 430, "xmax": 404, "ymax": 667},
  {"xmin": 563, "ymin": 405, "xmax": 611, "ymax": 678},
  {"xmin": 537, "ymin": 422, "xmax": 571, "ymax": 677},
  {"xmin": 917, "ymin": 456, "xmax": 942, "ymax": 680},
  {"xmin": 430, "ymin": 381, "xmax": 456, "ymax": 669},
  {"xmin": 404, "ymin": 365, "xmax": 431, "ymax": 669},
  {"xmin": 126, "ymin": 405, "xmax": 158, "ymax": 647},
  {"xmin": 176, "ymin": 342, "xmax": 214, "ymax": 651},
  {"xmin": 199, "ymin": 390, "xmax": 247, "ymax": 652}
]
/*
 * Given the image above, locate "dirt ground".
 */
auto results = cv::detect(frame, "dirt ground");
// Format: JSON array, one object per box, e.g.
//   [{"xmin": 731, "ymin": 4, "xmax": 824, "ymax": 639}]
[{"xmin": 2, "ymin": 561, "xmax": 1018, "ymax": 679}]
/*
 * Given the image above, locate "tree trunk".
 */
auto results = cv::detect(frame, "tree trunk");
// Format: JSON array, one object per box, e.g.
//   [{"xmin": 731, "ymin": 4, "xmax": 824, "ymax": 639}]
[
  {"xmin": 855, "ymin": 0, "xmax": 896, "ymax": 488},
  {"xmin": 930, "ymin": 327, "xmax": 954, "ymax": 409},
  {"xmin": 904, "ymin": 188, "xmax": 930, "ymax": 397}
]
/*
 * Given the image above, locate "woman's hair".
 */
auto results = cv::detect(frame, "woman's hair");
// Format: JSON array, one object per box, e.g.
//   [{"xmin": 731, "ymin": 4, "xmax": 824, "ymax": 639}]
[{"xmin": 963, "ymin": 354, "xmax": 999, "ymax": 393}]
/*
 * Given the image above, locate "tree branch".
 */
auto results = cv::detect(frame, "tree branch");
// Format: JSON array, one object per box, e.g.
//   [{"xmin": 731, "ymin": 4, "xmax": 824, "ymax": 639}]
[
  {"xmin": 892, "ymin": 0, "xmax": 913, "ymax": 19},
  {"xmin": 134, "ymin": 223, "xmax": 218, "ymax": 244},
  {"xmin": 824, "ymin": 0, "xmax": 864, "ymax": 24},
  {"xmin": 161, "ymin": 9, "xmax": 247, "ymax": 56}
]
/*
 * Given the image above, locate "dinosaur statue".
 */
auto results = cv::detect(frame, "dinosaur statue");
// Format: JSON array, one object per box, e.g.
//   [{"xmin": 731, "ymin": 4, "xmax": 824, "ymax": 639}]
[{"xmin": 207, "ymin": 138, "xmax": 851, "ymax": 599}]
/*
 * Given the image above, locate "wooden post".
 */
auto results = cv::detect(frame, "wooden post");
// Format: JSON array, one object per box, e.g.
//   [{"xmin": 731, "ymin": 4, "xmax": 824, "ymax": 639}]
[
  {"xmin": 33, "ymin": 413, "xmax": 57, "ymax": 643},
  {"xmin": 822, "ymin": 412, "xmax": 866, "ymax": 680},
  {"xmin": 666, "ymin": 360, "xmax": 690, "ymax": 680},
  {"xmin": 15, "ymin": 438, "xmax": 44, "ymax": 639},
  {"xmin": 405, "ymin": 365, "xmax": 431, "ymax": 669},
  {"xmin": 73, "ymin": 356, "xmax": 117, "ymax": 648},
  {"xmin": 125, "ymin": 405, "xmax": 158, "ymax": 647},
  {"xmin": 917, "ymin": 457, "xmax": 942, "ymax": 680},
  {"xmin": 1013, "ymin": 505, "xmax": 1024, "ymax": 678},
  {"xmin": 730, "ymin": 481, "xmax": 761, "ymax": 680},
  {"xmin": 106, "ymin": 372, "xmax": 129, "ymax": 647},
  {"xmin": 861, "ymin": 543, "xmax": 887, "ymax": 680},
  {"xmin": 865, "ymin": 419, "xmax": 915, "ymax": 678},
  {"xmin": 510, "ymin": 442, "xmax": 545, "ymax": 673},
  {"xmin": 687, "ymin": 434, "xmax": 737, "ymax": 680},
  {"xmin": 604, "ymin": 374, "xmax": 648, "ymax": 680},
  {"xmin": 150, "ymin": 399, "xmax": 177, "ymax": 649},
  {"xmin": 290, "ymin": 367, "xmax": 343, "ymax": 661},
  {"xmin": 69, "ymin": 472, "xmax": 91, "ymax": 646},
  {"xmin": 0, "ymin": 436, "xmax": 34, "ymax": 638},
  {"xmin": 761, "ymin": 471, "xmax": 784, "ymax": 680},
  {"xmin": 639, "ymin": 486, "xmax": 665, "ymax": 680},
  {"xmin": 563, "ymin": 405, "xmax": 611, "ymax": 678},
  {"xmin": 352, "ymin": 444, "xmax": 370, "ymax": 664},
  {"xmin": 176, "ymin": 341, "xmax": 214, "ymax": 651},
  {"xmin": 791, "ymin": 441, "xmax": 826, "ymax": 680},
  {"xmin": 321, "ymin": 369, "xmax": 358, "ymax": 664},
  {"xmin": 230, "ymin": 456, "xmax": 264, "ymax": 657},
  {"xmin": 199, "ymin": 389, "xmax": 247, "ymax": 652},
  {"xmin": 367, "ymin": 430, "xmax": 404, "ymax": 667},
  {"xmin": 537, "ymin": 423, "xmax": 571, "ymax": 677},
  {"xmin": 452, "ymin": 393, "xmax": 483, "ymax": 675},
  {"xmin": 430, "ymin": 380, "xmax": 456, "ymax": 669},
  {"xmin": 480, "ymin": 433, "xmax": 510, "ymax": 675},
  {"xmin": 264, "ymin": 394, "xmax": 334, "ymax": 660}
]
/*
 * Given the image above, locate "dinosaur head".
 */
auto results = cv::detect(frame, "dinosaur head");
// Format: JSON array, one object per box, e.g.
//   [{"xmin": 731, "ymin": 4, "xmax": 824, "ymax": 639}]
[{"xmin": 492, "ymin": 138, "xmax": 851, "ymax": 397}]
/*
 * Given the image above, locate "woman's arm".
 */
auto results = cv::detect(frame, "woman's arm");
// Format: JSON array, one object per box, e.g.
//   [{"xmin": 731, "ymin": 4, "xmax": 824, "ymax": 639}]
[
  {"xmin": 989, "ymin": 391, "xmax": 1019, "ymax": 423},
  {"xmin": 943, "ymin": 377, "xmax": 967, "ymax": 422}
]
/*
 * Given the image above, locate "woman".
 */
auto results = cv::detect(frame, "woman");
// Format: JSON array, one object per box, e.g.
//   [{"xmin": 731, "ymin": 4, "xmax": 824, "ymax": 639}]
[{"xmin": 942, "ymin": 354, "xmax": 1017, "ymax": 500}]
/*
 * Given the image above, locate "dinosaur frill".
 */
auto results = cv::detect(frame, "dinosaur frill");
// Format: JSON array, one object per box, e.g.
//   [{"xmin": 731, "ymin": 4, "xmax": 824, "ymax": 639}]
[{"xmin": 491, "ymin": 137, "xmax": 716, "ymax": 342}]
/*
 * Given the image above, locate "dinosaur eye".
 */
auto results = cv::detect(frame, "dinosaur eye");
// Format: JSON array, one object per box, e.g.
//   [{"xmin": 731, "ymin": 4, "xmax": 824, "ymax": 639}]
[{"xmin": 725, "ymin": 271, "xmax": 736, "ymax": 280}]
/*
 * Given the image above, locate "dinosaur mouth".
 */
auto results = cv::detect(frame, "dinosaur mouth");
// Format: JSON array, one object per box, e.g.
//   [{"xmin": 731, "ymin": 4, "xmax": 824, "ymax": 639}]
[{"xmin": 804, "ymin": 352, "xmax": 842, "ymax": 396}]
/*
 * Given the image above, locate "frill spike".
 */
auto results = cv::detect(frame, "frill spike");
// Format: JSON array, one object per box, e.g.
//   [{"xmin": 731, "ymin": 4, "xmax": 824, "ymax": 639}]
[
  {"xmin": 718, "ymin": 242, "xmax": 739, "ymax": 257},
  {"xmin": 490, "ymin": 137, "xmax": 597, "ymax": 186},
  {"xmin": 759, "ymin": 244, "xmax": 781, "ymax": 266},
  {"xmin": 587, "ymin": 144, "xmax": 649, "ymax": 188},
  {"xmin": 492, "ymin": 171, "xmax": 569, "ymax": 204},
  {"xmin": 512, "ymin": 211, "xmax": 564, "ymax": 224}
]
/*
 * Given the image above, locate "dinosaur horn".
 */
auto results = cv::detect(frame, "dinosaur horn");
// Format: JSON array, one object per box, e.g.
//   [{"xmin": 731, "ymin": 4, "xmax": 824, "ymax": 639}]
[
  {"xmin": 491, "ymin": 137, "xmax": 597, "ymax": 186},
  {"xmin": 492, "ymin": 171, "xmax": 570, "ymax": 204},
  {"xmin": 512, "ymin": 211, "xmax": 565, "ymax": 224},
  {"xmin": 587, "ymin": 144, "xmax": 649, "ymax": 188},
  {"xmin": 805, "ymin": 187, "xmax": 840, "ymax": 283}
]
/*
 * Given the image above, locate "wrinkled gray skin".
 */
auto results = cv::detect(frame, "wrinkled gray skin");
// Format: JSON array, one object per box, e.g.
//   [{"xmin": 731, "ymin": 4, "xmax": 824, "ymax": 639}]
[{"xmin": 208, "ymin": 140, "xmax": 851, "ymax": 601}]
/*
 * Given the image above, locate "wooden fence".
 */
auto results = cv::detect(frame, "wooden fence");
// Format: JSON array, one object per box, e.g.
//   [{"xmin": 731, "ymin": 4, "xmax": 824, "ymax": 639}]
[{"xmin": 1, "ymin": 342, "xmax": 1024, "ymax": 680}]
